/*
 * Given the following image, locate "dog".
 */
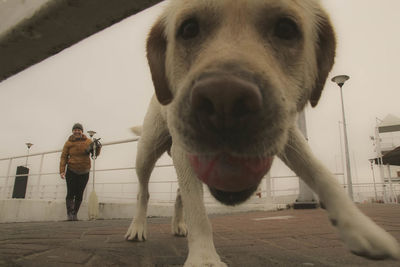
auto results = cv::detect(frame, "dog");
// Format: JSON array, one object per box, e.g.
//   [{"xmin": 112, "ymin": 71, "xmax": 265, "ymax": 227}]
[{"xmin": 125, "ymin": 0, "xmax": 400, "ymax": 265}]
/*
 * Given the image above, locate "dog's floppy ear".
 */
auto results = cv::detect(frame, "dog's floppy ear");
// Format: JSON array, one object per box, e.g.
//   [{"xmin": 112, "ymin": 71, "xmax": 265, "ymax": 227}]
[
  {"xmin": 309, "ymin": 13, "xmax": 336, "ymax": 107},
  {"xmin": 146, "ymin": 19, "xmax": 173, "ymax": 105}
]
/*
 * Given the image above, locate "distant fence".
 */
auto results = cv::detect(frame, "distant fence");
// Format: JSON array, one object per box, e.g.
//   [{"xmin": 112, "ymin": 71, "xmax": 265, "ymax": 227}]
[{"xmin": 1, "ymin": 138, "xmax": 399, "ymax": 205}]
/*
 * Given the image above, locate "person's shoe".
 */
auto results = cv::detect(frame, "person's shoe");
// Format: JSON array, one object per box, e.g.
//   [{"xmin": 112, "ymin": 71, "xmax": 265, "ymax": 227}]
[
  {"xmin": 66, "ymin": 199, "xmax": 74, "ymax": 221},
  {"xmin": 73, "ymin": 200, "xmax": 82, "ymax": 221}
]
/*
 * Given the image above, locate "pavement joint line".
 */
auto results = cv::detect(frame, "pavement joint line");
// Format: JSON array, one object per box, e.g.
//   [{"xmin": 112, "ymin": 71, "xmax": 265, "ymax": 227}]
[
  {"xmin": 82, "ymin": 252, "xmax": 95, "ymax": 265},
  {"xmin": 14, "ymin": 247, "xmax": 54, "ymax": 262},
  {"xmin": 79, "ymin": 229, "xmax": 89, "ymax": 239},
  {"xmin": 257, "ymin": 238, "xmax": 336, "ymax": 267},
  {"xmin": 252, "ymin": 215, "xmax": 295, "ymax": 221}
]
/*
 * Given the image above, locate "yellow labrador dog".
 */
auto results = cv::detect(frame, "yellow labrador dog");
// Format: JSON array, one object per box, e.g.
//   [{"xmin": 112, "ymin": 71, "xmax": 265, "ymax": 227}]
[{"xmin": 125, "ymin": 0, "xmax": 400, "ymax": 265}]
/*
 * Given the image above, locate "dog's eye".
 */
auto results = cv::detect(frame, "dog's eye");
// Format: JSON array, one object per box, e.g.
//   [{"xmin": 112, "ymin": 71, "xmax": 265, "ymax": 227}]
[
  {"xmin": 178, "ymin": 18, "xmax": 200, "ymax": 40},
  {"xmin": 274, "ymin": 18, "xmax": 300, "ymax": 40}
]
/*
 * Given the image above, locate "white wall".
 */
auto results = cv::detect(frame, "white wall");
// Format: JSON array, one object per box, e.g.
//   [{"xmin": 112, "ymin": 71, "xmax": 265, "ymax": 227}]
[{"xmin": 0, "ymin": 199, "xmax": 278, "ymax": 223}]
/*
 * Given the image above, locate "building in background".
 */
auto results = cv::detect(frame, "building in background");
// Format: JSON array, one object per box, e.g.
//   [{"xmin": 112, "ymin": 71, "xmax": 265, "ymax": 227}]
[{"xmin": 372, "ymin": 114, "xmax": 400, "ymax": 202}]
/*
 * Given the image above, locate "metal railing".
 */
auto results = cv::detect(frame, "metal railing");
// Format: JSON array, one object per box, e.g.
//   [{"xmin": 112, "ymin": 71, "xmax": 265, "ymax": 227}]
[
  {"xmin": 1, "ymin": 137, "xmax": 399, "ymax": 205},
  {"xmin": 0, "ymin": 137, "xmax": 139, "ymax": 202}
]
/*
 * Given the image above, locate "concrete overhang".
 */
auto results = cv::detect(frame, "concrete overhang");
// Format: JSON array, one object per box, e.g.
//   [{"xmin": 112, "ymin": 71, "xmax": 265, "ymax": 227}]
[{"xmin": 0, "ymin": 0, "xmax": 163, "ymax": 83}]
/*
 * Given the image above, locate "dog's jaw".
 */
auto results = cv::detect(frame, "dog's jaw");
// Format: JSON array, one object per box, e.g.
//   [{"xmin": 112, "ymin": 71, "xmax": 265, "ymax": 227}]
[
  {"xmin": 208, "ymin": 184, "xmax": 260, "ymax": 206},
  {"xmin": 188, "ymin": 153, "xmax": 273, "ymax": 204}
]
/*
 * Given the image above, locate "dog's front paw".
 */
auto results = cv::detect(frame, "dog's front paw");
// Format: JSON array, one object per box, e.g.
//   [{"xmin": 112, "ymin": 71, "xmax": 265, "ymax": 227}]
[
  {"xmin": 335, "ymin": 212, "xmax": 400, "ymax": 260},
  {"xmin": 184, "ymin": 258, "xmax": 227, "ymax": 267},
  {"xmin": 184, "ymin": 251, "xmax": 227, "ymax": 267},
  {"xmin": 125, "ymin": 219, "xmax": 147, "ymax": 241},
  {"xmin": 172, "ymin": 220, "xmax": 188, "ymax": 237}
]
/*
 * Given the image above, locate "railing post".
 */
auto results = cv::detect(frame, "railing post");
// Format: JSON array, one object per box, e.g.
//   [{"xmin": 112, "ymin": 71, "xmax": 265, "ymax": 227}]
[
  {"xmin": 265, "ymin": 172, "xmax": 272, "ymax": 203},
  {"xmin": 41, "ymin": 185, "xmax": 45, "ymax": 199},
  {"xmin": 99, "ymin": 183, "xmax": 104, "ymax": 202},
  {"xmin": 271, "ymin": 176, "xmax": 275, "ymax": 200},
  {"xmin": 170, "ymin": 182, "xmax": 173, "ymax": 202},
  {"xmin": 3, "ymin": 158, "xmax": 13, "ymax": 199},
  {"xmin": 83, "ymin": 177, "xmax": 88, "ymax": 202},
  {"xmin": 36, "ymin": 154, "xmax": 45, "ymax": 199},
  {"xmin": 386, "ymin": 164, "xmax": 398, "ymax": 203},
  {"xmin": 28, "ymin": 185, "xmax": 32, "ymax": 199}
]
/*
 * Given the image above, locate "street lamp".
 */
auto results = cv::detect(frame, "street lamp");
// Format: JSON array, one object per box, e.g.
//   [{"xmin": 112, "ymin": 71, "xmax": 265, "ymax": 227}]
[
  {"xmin": 25, "ymin": 142, "xmax": 33, "ymax": 167},
  {"xmin": 331, "ymin": 75, "xmax": 354, "ymax": 201}
]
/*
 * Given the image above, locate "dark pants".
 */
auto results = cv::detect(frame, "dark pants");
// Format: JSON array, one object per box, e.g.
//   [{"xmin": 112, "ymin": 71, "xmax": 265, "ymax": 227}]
[{"xmin": 65, "ymin": 169, "xmax": 89, "ymax": 201}]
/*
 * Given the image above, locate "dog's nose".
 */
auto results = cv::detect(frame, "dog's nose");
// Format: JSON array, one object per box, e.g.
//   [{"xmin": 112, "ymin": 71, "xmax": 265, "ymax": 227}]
[{"xmin": 191, "ymin": 75, "xmax": 262, "ymax": 132}]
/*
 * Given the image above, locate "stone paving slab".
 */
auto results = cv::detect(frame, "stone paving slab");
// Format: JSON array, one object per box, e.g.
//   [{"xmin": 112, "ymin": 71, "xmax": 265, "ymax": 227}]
[{"xmin": 0, "ymin": 204, "xmax": 399, "ymax": 266}]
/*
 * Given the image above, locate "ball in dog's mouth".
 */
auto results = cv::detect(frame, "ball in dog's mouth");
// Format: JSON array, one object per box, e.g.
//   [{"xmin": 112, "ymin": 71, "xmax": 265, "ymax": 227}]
[{"xmin": 188, "ymin": 153, "xmax": 273, "ymax": 205}]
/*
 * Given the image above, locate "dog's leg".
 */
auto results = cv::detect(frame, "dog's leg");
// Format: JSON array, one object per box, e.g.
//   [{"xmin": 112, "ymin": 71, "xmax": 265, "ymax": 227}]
[
  {"xmin": 172, "ymin": 145, "xmax": 227, "ymax": 267},
  {"xmin": 280, "ymin": 127, "xmax": 400, "ymax": 260},
  {"xmin": 125, "ymin": 99, "xmax": 170, "ymax": 242},
  {"xmin": 172, "ymin": 188, "xmax": 188, "ymax": 237}
]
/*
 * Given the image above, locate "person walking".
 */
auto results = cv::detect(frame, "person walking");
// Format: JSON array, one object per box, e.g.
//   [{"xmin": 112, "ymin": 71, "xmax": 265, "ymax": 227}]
[{"xmin": 60, "ymin": 123, "xmax": 101, "ymax": 221}]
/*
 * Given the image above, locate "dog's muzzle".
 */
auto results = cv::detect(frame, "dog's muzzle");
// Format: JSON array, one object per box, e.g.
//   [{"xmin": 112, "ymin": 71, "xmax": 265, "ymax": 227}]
[{"xmin": 187, "ymin": 72, "xmax": 273, "ymax": 204}]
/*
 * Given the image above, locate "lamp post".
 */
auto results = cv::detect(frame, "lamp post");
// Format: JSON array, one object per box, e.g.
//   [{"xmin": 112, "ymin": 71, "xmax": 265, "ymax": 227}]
[
  {"xmin": 25, "ymin": 142, "xmax": 33, "ymax": 167},
  {"xmin": 331, "ymin": 75, "xmax": 354, "ymax": 201}
]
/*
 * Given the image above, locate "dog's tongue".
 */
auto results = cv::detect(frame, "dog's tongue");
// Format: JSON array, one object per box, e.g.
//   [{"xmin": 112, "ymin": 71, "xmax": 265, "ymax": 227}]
[{"xmin": 188, "ymin": 154, "xmax": 273, "ymax": 192}]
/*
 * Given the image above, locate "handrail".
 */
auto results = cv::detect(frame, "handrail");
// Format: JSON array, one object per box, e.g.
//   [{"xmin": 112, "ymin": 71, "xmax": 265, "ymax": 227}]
[
  {"xmin": 0, "ymin": 137, "xmax": 140, "ymax": 161},
  {"xmin": 1, "ymin": 136, "xmax": 399, "ymax": 204},
  {"xmin": 0, "ymin": 163, "xmax": 175, "ymax": 179}
]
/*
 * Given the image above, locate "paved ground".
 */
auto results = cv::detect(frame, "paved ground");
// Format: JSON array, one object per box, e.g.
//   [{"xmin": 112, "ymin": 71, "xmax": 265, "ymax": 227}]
[{"xmin": 0, "ymin": 204, "xmax": 399, "ymax": 267}]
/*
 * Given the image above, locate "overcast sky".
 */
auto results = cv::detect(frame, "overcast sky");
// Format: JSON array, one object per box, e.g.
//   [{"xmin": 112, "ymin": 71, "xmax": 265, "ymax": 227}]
[{"xmin": 1, "ymin": 0, "xmax": 400, "ymax": 184}]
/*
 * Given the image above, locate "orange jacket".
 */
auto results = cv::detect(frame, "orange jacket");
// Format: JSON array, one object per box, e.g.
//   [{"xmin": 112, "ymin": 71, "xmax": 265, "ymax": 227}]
[{"xmin": 59, "ymin": 134, "xmax": 101, "ymax": 174}]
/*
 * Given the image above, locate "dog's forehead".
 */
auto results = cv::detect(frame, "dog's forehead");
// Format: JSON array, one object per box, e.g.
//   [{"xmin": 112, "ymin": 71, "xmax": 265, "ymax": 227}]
[
  {"xmin": 166, "ymin": 0, "xmax": 322, "ymax": 19},
  {"xmin": 164, "ymin": 0, "xmax": 323, "ymax": 35}
]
